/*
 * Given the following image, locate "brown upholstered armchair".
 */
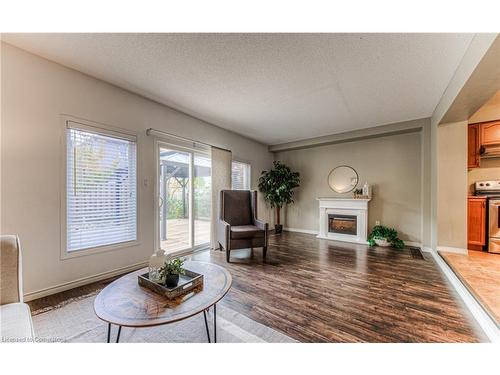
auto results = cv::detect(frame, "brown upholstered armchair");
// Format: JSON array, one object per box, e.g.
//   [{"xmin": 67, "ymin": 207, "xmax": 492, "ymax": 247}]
[{"xmin": 217, "ymin": 190, "xmax": 268, "ymax": 262}]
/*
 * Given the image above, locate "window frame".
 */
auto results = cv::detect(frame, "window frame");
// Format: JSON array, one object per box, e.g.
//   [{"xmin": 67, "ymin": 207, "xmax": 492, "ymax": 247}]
[
  {"xmin": 60, "ymin": 116, "xmax": 140, "ymax": 260},
  {"xmin": 231, "ymin": 159, "xmax": 252, "ymax": 190}
]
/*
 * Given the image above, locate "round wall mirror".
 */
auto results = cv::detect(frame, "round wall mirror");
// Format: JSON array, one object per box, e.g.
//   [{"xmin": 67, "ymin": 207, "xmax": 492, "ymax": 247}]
[{"xmin": 328, "ymin": 166, "xmax": 359, "ymax": 193}]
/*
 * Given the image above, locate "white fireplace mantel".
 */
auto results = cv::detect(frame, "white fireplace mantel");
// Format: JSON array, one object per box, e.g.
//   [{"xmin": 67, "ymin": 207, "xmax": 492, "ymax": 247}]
[{"xmin": 317, "ymin": 197, "xmax": 371, "ymax": 244}]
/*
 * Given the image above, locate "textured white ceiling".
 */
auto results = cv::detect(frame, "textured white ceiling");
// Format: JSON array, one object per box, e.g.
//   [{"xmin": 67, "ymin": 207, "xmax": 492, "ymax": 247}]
[{"xmin": 2, "ymin": 33, "xmax": 473, "ymax": 145}]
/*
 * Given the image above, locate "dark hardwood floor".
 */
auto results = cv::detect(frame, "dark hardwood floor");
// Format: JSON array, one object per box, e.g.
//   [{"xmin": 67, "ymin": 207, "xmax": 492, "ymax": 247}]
[
  {"xmin": 193, "ymin": 232, "xmax": 486, "ymax": 342},
  {"xmin": 28, "ymin": 232, "xmax": 486, "ymax": 342}
]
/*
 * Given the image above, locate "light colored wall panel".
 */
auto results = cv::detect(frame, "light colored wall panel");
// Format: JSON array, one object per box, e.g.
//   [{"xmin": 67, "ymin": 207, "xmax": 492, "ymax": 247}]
[
  {"xmin": 437, "ymin": 121, "xmax": 468, "ymax": 249},
  {"xmin": 0, "ymin": 43, "xmax": 273, "ymax": 297}
]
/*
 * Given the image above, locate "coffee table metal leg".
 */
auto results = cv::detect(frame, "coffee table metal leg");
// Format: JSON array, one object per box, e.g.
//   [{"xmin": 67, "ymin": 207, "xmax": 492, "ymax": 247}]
[
  {"xmin": 203, "ymin": 310, "xmax": 211, "ymax": 343},
  {"xmin": 106, "ymin": 323, "xmax": 122, "ymax": 343},
  {"xmin": 214, "ymin": 303, "xmax": 217, "ymax": 343},
  {"xmin": 116, "ymin": 326, "xmax": 122, "ymax": 343}
]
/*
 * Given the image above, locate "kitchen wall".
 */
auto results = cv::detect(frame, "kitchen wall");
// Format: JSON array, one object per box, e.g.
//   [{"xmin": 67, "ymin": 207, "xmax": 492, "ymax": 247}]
[
  {"xmin": 468, "ymin": 159, "xmax": 500, "ymax": 192},
  {"xmin": 0, "ymin": 43, "xmax": 274, "ymax": 299},
  {"xmin": 437, "ymin": 121, "xmax": 468, "ymax": 251},
  {"xmin": 469, "ymin": 90, "xmax": 500, "ymax": 124},
  {"xmin": 430, "ymin": 35, "xmax": 499, "ymax": 253},
  {"xmin": 468, "ymin": 90, "xmax": 500, "ymax": 192},
  {"xmin": 436, "ymin": 90, "xmax": 500, "ymax": 251},
  {"xmin": 274, "ymin": 130, "xmax": 423, "ymax": 243}
]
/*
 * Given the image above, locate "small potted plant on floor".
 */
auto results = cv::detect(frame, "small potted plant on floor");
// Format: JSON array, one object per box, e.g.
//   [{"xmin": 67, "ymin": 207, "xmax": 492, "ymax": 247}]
[
  {"xmin": 258, "ymin": 161, "xmax": 300, "ymax": 234},
  {"xmin": 368, "ymin": 225, "xmax": 405, "ymax": 249},
  {"xmin": 159, "ymin": 258, "xmax": 185, "ymax": 287}
]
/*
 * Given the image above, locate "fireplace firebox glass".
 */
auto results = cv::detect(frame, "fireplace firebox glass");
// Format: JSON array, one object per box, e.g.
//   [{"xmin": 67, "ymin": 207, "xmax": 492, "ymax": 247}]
[{"xmin": 328, "ymin": 214, "xmax": 357, "ymax": 235}]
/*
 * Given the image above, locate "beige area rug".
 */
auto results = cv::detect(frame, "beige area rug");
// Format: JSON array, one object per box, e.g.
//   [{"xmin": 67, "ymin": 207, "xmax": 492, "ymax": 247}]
[{"xmin": 32, "ymin": 294, "xmax": 296, "ymax": 343}]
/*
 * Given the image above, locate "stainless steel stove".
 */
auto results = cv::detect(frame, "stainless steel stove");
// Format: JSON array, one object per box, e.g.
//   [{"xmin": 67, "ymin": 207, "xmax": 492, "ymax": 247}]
[{"xmin": 475, "ymin": 180, "xmax": 500, "ymax": 253}]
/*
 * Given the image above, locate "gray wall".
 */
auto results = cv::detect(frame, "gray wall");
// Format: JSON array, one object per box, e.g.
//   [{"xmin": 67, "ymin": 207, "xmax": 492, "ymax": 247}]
[
  {"xmin": 1, "ymin": 42, "xmax": 274, "ymax": 299},
  {"xmin": 275, "ymin": 131, "xmax": 423, "ymax": 243}
]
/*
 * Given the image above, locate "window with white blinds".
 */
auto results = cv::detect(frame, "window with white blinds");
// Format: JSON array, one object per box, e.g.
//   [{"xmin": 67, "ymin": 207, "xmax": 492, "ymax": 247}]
[
  {"xmin": 66, "ymin": 123, "xmax": 137, "ymax": 252},
  {"xmin": 231, "ymin": 161, "xmax": 251, "ymax": 190}
]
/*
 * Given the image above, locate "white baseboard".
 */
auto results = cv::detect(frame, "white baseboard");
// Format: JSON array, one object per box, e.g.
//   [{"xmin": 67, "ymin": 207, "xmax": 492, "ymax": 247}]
[
  {"xmin": 405, "ymin": 241, "xmax": 422, "ymax": 248},
  {"xmin": 285, "ymin": 228, "xmax": 423, "ymax": 249},
  {"xmin": 427, "ymin": 247, "xmax": 499, "ymax": 342},
  {"xmin": 436, "ymin": 246, "xmax": 468, "ymax": 255},
  {"xmin": 23, "ymin": 260, "xmax": 148, "ymax": 302},
  {"xmin": 283, "ymin": 227, "xmax": 319, "ymax": 235}
]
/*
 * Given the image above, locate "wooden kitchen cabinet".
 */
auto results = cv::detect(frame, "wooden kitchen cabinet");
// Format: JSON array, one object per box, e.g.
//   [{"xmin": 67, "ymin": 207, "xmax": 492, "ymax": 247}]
[
  {"xmin": 468, "ymin": 196, "xmax": 487, "ymax": 251},
  {"xmin": 468, "ymin": 123, "xmax": 480, "ymax": 169},
  {"xmin": 480, "ymin": 120, "xmax": 500, "ymax": 146}
]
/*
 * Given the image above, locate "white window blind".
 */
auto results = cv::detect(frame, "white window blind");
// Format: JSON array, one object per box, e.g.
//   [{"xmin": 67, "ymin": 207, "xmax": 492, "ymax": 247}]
[
  {"xmin": 231, "ymin": 161, "xmax": 251, "ymax": 190},
  {"xmin": 66, "ymin": 123, "xmax": 137, "ymax": 252}
]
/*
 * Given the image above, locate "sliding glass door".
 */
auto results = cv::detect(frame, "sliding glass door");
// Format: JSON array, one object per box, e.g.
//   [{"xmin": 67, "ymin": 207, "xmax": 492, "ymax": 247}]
[
  {"xmin": 157, "ymin": 142, "xmax": 211, "ymax": 255},
  {"xmin": 193, "ymin": 154, "xmax": 211, "ymax": 246}
]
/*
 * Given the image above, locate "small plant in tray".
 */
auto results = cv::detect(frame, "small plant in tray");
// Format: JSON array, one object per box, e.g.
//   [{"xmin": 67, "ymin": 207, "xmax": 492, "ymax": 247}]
[{"xmin": 159, "ymin": 258, "xmax": 186, "ymax": 288}]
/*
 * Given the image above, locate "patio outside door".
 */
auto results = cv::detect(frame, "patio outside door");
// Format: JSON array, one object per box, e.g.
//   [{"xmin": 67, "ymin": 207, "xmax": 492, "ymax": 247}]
[{"xmin": 157, "ymin": 143, "xmax": 211, "ymax": 255}]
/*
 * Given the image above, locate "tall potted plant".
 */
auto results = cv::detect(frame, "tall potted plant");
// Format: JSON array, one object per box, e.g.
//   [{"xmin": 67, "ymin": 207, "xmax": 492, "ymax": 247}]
[{"xmin": 258, "ymin": 161, "xmax": 300, "ymax": 234}]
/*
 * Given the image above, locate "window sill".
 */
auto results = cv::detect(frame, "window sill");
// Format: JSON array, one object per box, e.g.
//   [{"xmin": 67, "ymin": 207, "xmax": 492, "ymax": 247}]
[{"xmin": 60, "ymin": 240, "xmax": 141, "ymax": 260}]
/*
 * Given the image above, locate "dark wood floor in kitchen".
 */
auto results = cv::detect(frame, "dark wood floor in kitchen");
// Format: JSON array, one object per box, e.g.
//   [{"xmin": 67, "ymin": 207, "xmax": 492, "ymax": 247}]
[{"xmin": 193, "ymin": 232, "xmax": 486, "ymax": 342}]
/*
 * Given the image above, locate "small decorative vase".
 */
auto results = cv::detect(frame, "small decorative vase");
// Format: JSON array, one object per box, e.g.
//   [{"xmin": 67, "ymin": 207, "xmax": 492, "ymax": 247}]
[
  {"xmin": 362, "ymin": 182, "xmax": 372, "ymax": 198},
  {"xmin": 374, "ymin": 238, "xmax": 391, "ymax": 247},
  {"xmin": 148, "ymin": 249, "xmax": 167, "ymax": 283},
  {"xmin": 165, "ymin": 273, "xmax": 180, "ymax": 288}
]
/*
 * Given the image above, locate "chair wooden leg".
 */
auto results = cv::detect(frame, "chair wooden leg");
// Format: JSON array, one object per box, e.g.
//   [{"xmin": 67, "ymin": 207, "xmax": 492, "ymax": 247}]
[
  {"xmin": 226, "ymin": 249, "xmax": 230, "ymax": 263},
  {"xmin": 263, "ymin": 246, "xmax": 267, "ymax": 259}
]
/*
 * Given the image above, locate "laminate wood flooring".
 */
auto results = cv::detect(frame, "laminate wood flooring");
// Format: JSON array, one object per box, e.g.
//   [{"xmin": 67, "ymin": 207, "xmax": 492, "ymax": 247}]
[
  {"xmin": 29, "ymin": 232, "xmax": 487, "ymax": 342},
  {"xmin": 193, "ymin": 232, "xmax": 486, "ymax": 342}
]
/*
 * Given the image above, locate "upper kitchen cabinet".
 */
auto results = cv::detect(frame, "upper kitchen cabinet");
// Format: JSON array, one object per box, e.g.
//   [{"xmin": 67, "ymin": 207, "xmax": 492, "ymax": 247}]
[
  {"xmin": 480, "ymin": 120, "xmax": 500, "ymax": 146},
  {"xmin": 468, "ymin": 120, "xmax": 500, "ymax": 168},
  {"xmin": 468, "ymin": 123, "xmax": 480, "ymax": 169}
]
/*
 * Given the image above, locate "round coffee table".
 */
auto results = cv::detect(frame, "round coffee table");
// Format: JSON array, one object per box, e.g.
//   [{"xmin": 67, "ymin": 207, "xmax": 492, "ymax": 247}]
[{"xmin": 94, "ymin": 261, "xmax": 232, "ymax": 343}]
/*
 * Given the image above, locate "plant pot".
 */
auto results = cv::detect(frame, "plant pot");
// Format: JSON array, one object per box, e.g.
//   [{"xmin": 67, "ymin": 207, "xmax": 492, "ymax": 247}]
[
  {"xmin": 374, "ymin": 238, "xmax": 391, "ymax": 247},
  {"xmin": 165, "ymin": 273, "xmax": 180, "ymax": 288},
  {"xmin": 274, "ymin": 224, "xmax": 283, "ymax": 234}
]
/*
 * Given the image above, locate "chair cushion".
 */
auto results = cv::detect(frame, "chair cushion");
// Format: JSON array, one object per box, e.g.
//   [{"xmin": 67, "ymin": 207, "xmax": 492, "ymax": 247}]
[
  {"xmin": 222, "ymin": 190, "xmax": 252, "ymax": 226},
  {"xmin": 0, "ymin": 302, "xmax": 35, "ymax": 342},
  {"xmin": 230, "ymin": 225, "xmax": 265, "ymax": 239}
]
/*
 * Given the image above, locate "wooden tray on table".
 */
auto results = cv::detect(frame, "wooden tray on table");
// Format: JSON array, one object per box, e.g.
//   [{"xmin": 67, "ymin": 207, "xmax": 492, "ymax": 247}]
[{"xmin": 138, "ymin": 269, "xmax": 203, "ymax": 299}]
